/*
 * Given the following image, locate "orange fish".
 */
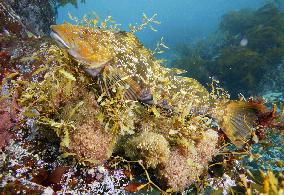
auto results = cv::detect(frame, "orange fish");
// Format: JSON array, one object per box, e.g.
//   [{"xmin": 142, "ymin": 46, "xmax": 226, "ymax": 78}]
[{"xmin": 50, "ymin": 23, "xmax": 154, "ymax": 103}]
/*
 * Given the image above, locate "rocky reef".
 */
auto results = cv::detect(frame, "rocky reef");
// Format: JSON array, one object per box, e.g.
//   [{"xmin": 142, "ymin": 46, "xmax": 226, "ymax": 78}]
[
  {"xmin": 4, "ymin": 0, "xmax": 56, "ymax": 36},
  {"xmin": 0, "ymin": 0, "xmax": 87, "ymax": 36},
  {"xmin": 0, "ymin": 33, "xmax": 221, "ymax": 193},
  {"xmin": 0, "ymin": 1, "xmax": 284, "ymax": 194},
  {"xmin": 259, "ymin": 63, "xmax": 284, "ymax": 103},
  {"xmin": 0, "ymin": 0, "xmax": 29, "ymax": 37},
  {"xmin": 0, "ymin": 3, "xmax": 222, "ymax": 191}
]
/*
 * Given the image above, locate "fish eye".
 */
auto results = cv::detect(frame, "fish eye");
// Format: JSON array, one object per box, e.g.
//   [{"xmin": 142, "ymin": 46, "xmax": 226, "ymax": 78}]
[
  {"xmin": 78, "ymin": 30, "xmax": 89, "ymax": 39},
  {"xmin": 78, "ymin": 31, "xmax": 85, "ymax": 39}
]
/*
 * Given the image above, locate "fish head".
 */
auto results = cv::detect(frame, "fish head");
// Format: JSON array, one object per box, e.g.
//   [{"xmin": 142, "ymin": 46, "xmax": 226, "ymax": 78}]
[{"xmin": 50, "ymin": 23, "xmax": 114, "ymax": 69}]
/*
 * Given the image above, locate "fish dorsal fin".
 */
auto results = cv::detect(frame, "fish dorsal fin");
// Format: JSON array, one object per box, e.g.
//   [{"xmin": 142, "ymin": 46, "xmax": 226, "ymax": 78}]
[
  {"xmin": 221, "ymin": 101, "xmax": 266, "ymax": 148},
  {"xmin": 99, "ymin": 66, "xmax": 142, "ymax": 101}
]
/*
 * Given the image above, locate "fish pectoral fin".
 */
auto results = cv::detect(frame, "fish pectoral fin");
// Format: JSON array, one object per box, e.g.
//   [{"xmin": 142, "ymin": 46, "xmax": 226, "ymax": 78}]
[
  {"xmin": 101, "ymin": 68, "xmax": 142, "ymax": 101},
  {"xmin": 84, "ymin": 67, "xmax": 104, "ymax": 78},
  {"xmin": 83, "ymin": 60, "xmax": 112, "ymax": 78},
  {"xmin": 221, "ymin": 101, "xmax": 267, "ymax": 148}
]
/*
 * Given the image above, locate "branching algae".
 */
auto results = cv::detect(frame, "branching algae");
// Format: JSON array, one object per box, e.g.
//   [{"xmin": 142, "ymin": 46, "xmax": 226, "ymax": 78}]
[{"xmin": 2, "ymin": 15, "xmax": 283, "ymax": 193}]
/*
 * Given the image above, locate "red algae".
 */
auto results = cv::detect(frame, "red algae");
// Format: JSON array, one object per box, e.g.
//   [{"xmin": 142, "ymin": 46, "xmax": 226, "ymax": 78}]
[
  {"xmin": 0, "ymin": 130, "xmax": 12, "ymax": 150},
  {"xmin": 0, "ymin": 93, "xmax": 20, "ymax": 151}
]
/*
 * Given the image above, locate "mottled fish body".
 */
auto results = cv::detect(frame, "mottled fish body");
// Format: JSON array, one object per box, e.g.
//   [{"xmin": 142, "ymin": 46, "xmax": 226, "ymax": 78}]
[{"xmin": 50, "ymin": 24, "xmax": 162, "ymax": 103}]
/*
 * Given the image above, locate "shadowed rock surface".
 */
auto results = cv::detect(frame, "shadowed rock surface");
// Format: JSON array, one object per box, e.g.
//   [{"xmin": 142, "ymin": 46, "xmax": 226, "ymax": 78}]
[{"xmin": 2, "ymin": 0, "xmax": 56, "ymax": 36}]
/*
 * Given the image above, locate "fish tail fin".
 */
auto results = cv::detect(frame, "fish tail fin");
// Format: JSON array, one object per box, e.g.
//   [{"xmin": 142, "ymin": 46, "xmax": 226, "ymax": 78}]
[{"xmin": 220, "ymin": 100, "xmax": 267, "ymax": 148}]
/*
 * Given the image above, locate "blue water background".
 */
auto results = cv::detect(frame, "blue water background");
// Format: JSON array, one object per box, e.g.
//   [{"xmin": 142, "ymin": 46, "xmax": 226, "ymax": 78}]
[{"xmin": 56, "ymin": 0, "xmax": 267, "ymax": 59}]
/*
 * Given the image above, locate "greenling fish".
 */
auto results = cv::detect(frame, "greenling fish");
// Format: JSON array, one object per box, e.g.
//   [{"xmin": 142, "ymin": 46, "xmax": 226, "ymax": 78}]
[
  {"xmin": 50, "ymin": 23, "xmax": 270, "ymax": 148},
  {"xmin": 50, "ymin": 23, "xmax": 158, "ymax": 103}
]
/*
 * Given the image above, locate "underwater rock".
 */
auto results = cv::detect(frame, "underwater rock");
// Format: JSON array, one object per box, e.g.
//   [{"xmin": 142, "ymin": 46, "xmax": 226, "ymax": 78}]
[
  {"xmin": 1, "ymin": 17, "xmax": 282, "ymax": 193},
  {"xmin": 2, "ymin": 25, "xmax": 221, "ymax": 192},
  {"xmin": 0, "ymin": 128, "xmax": 128, "ymax": 194},
  {"xmin": 3, "ymin": 0, "xmax": 56, "ymax": 36},
  {"xmin": 259, "ymin": 63, "xmax": 284, "ymax": 102},
  {"xmin": 0, "ymin": 1, "xmax": 28, "ymax": 37}
]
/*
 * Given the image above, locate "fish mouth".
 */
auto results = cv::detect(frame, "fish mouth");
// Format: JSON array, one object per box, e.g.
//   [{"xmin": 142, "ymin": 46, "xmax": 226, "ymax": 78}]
[{"xmin": 50, "ymin": 30, "xmax": 70, "ymax": 49}]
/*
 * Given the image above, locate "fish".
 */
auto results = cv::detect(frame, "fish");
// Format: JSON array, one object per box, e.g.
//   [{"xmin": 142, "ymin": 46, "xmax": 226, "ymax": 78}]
[
  {"xmin": 50, "ymin": 23, "xmax": 156, "ymax": 104},
  {"xmin": 50, "ymin": 23, "xmax": 272, "ymax": 148}
]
